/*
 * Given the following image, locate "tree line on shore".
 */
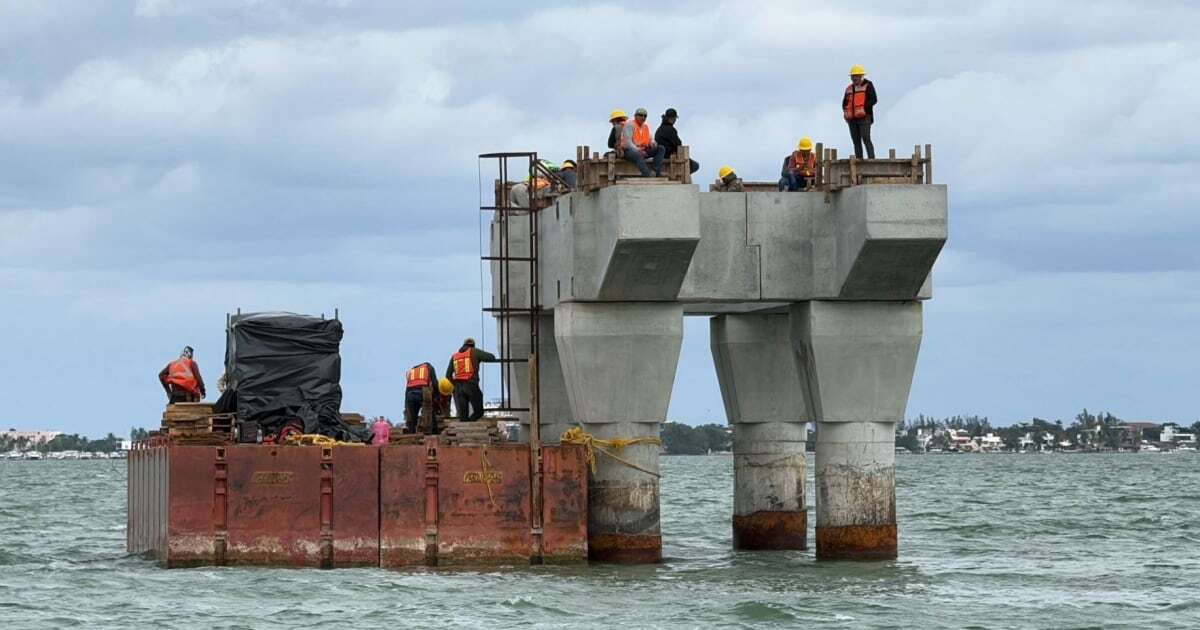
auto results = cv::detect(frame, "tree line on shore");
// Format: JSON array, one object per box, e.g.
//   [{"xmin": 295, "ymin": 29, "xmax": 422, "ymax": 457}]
[
  {"xmin": 1, "ymin": 432, "xmax": 127, "ymax": 454},
  {"xmin": 896, "ymin": 410, "xmax": 1200, "ymax": 452}
]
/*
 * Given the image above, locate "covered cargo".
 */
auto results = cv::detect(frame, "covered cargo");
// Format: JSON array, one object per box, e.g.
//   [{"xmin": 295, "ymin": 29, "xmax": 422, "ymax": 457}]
[
  {"xmin": 224, "ymin": 312, "xmax": 365, "ymax": 441},
  {"xmin": 127, "ymin": 438, "xmax": 587, "ymax": 567}
]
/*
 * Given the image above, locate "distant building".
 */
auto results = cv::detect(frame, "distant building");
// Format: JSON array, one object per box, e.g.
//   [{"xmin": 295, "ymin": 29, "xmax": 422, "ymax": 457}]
[
  {"xmin": 2, "ymin": 428, "xmax": 63, "ymax": 444},
  {"xmin": 977, "ymin": 433, "xmax": 1003, "ymax": 452},
  {"xmin": 1162, "ymin": 424, "xmax": 1196, "ymax": 445}
]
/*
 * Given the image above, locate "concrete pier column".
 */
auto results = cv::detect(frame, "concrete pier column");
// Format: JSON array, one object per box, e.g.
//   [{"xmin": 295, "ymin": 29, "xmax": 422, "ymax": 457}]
[
  {"xmin": 501, "ymin": 313, "xmax": 572, "ymax": 444},
  {"xmin": 790, "ymin": 301, "xmax": 922, "ymax": 560},
  {"xmin": 554, "ymin": 302, "xmax": 684, "ymax": 563},
  {"xmin": 710, "ymin": 313, "xmax": 808, "ymax": 550}
]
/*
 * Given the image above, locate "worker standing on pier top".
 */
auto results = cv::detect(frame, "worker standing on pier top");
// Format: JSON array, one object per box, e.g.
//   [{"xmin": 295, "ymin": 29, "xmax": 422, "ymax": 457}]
[
  {"xmin": 842, "ymin": 64, "xmax": 878, "ymax": 159},
  {"xmin": 446, "ymin": 338, "xmax": 497, "ymax": 421},
  {"xmin": 158, "ymin": 346, "xmax": 206, "ymax": 403}
]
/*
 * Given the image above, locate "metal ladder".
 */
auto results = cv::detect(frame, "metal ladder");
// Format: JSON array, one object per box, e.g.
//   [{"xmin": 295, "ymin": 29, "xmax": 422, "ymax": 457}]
[{"xmin": 477, "ymin": 151, "xmax": 566, "ymax": 562}]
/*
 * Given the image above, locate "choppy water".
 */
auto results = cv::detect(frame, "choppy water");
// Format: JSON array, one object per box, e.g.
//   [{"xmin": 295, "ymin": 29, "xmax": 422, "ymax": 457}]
[{"xmin": 2, "ymin": 454, "xmax": 1199, "ymax": 629}]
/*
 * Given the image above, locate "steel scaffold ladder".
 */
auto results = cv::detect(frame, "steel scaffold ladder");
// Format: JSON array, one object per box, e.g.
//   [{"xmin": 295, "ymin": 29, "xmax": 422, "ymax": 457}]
[{"xmin": 477, "ymin": 151, "xmax": 566, "ymax": 563}]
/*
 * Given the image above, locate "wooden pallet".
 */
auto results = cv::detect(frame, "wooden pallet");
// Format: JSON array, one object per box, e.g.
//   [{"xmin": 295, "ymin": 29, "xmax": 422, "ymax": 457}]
[
  {"xmin": 573, "ymin": 144, "xmax": 693, "ymax": 192},
  {"xmin": 439, "ymin": 420, "xmax": 502, "ymax": 446},
  {"xmin": 162, "ymin": 403, "xmax": 233, "ymax": 444}
]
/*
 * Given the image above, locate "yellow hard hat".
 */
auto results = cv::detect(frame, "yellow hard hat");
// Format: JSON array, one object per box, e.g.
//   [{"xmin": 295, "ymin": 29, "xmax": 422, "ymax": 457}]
[
  {"xmin": 718, "ymin": 165, "xmax": 735, "ymax": 179},
  {"xmin": 609, "ymin": 109, "xmax": 627, "ymax": 121},
  {"xmin": 797, "ymin": 136, "xmax": 814, "ymax": 151},
  {"xmin": 439, "ymin": 378, "xmax": 453, "ymax": 396},
  {"xmin": 849, "ymin": 64, "xmax": 866, "ymax": 76},
  {"xmin": 561, "ymin": 159, "xmax": 576, "ymax": 170}
]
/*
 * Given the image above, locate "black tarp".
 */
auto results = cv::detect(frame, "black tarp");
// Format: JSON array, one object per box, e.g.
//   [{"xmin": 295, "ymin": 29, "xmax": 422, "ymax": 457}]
[{"xmin": 225, "ymin": 312, "xmax": 368, "ymax": 443}]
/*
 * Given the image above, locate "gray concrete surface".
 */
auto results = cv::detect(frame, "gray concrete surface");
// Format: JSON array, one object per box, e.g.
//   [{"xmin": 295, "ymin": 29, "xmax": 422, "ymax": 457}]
[
  {"xmin": 791, "ymin": 300, "xmax": 922, "ymax": 559},
  {"xmin": 490, "ymin": 182, "xmax": 945, "ymax": 561},
  {"xmin": 554, "ymin": 302, "xmax": 684, "ymax": 561},
  {"xmin": 711, "ymin": 313, "xmax": 809, "ymax": 549}
]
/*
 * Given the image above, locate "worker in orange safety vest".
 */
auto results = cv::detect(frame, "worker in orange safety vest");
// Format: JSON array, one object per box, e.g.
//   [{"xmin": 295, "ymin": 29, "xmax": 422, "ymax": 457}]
[
  {"xmin": 779, "ymin": 136, "xmax": 817, "ymax": 191},
  {"xmin": 403, "ymin": 361, "xmax": 440, "ymax": 434},
  {"xmin": 158, "ymin": 346, "xmax": 206, "ymax": 403},
  {"xmin": 445, "ymin": 338, "xmax": 497, "ymax": 421},
  {"xmin": 842, "ymin": 64, "xmax": 878, "ymax": 159}
]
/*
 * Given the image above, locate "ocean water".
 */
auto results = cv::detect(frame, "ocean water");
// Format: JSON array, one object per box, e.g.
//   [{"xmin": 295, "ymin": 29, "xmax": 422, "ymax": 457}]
[{"xmin": 1, "ymin": 453, "xmax": 1198, "ymax": 629}]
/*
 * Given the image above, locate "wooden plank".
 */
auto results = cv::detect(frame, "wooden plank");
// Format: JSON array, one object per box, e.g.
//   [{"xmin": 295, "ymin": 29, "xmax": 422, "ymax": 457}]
[{"xmin": 924, "ymin": 144, "xmax": 933, "ymax": 184}]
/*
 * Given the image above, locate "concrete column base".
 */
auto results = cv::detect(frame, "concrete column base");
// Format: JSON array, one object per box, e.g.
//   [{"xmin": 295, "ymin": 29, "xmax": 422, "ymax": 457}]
[
  {"xmin": 712, "ymin": 314, "xmax": 809, "ymax": 551},
  {"xmin": 791, "ymin": 301, "xmax": 920, "ymax": 561},
  {"xmin": 555, "ymin": 303, "xmax": 684, "ymax": 564},
  {"xmin": 731, "ymin": 421, "xmax": 807, "ymax": 550},
  {"xmin": 733, "ymin": 511, "xmax": 808, "ymax": 550},
  {"xmin": 815, "ymin": 524, "xmax": 897, "ymax": 560}
]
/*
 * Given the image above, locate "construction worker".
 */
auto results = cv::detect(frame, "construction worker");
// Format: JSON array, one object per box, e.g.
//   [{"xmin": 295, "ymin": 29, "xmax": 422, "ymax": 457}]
[
  {"xmin": 616, "ymin": 108, "xmax": 665, "ymax": 177},
  {"xmin": 559, "ymin": 160, "xmax": 577, "ymax": 189},
  {"xmin": 158, "ymin": 346, "xmax": 206, "ymax": 403},
  {"xmin": 432, "ymin": 378, "xmax": 454, "ymax": 433},
  {"xmin": 445, "ymin": 338, "xmax": 497, "ymax": 421},
  {"xmin": 712, "ymin": 166, "xmax": 744, "ymax": 192},
  {"xmin": 403, "ymin": 361, "xmax": 439, "ymax": 434},
  {"xmin": 779, "ymin": 137, "xmax": 817, "ymax": 191},
  {"xmin": 843, "ymin": 64, "xmax": 878, "ymax": 159},
  {"xmin": 655, "ymin": 108, "xmax": 700, "ymax": 175}
]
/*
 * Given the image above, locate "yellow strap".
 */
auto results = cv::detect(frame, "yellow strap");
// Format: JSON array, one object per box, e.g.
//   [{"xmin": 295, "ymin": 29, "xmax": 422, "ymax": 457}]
[
  {"xmin": 559, "ymin": 426, "xmax": 662, "ymax": 478},
  {"xmin": 282, "ymin": 433, "xmax": 362, "ymax": 446}
]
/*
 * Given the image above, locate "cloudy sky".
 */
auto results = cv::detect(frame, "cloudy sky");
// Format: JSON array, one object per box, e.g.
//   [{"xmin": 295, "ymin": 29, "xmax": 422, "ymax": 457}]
[{"xmin": 3, "ymin": 0, "xmax": 1198, "ymax": 436}]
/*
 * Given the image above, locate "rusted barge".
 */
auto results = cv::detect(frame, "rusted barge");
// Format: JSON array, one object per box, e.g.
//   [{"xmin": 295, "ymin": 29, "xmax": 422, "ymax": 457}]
[{"xmin": 127, "ymin": 436, "xmax": 588, "ymax": 568}]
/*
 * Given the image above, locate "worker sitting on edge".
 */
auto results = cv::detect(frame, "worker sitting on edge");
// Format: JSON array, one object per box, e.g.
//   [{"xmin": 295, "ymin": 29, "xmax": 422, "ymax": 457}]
[
  {"xmin": 843, "ymin": 64, "xmax": 878, "ymax": 159},
  {"xmin": 712, "ymin": 165, "xmax": 745, "ymax": 192},
  {"xmin": 655, "ymin": 108, "xmax": 700, "ymax": 175},
  {"xmin": 158, "ymin": 346, "xmax": 206, "ymax": 403},
  {"xmin": 779, "ymin": 136, "xmax": 817, "ymax": 191},
  {"xmin": 616, "ymin": 108, "xmax": 665, "ymax": 177},
  {"xmin": 559, "ymin": 159, "xmax": 577, "ymax": 189},
  {"xmin": 403, "ymin": 361, "xmax": 439, "ymax": 434},
  {"xmin": 446, "ymin": 337, "xmax": 497, "ymax": 422}
]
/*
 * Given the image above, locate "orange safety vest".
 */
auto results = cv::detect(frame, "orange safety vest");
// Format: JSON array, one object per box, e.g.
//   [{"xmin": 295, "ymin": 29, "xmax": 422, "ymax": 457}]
[
  {"xmin": 790, "ymin": 151, "xmax": 816, "ymax": 177},
  {"xmin": 451, "ymin": 349, "xmax": 476, "ymax": 382},
  {"xmin": 844, "ymin": 83, "xmax": 869, "ymax": 121},
  {"xmin": 405, "ymin": 364, "xmax": 432, "ymax": 389},
  {"xmin": 166, "ymin": 359, "xmax": 199, "ymax": 394},
  {"xmin": 631, "ymin": 120, "xmax": 652, "ymax": 149}
]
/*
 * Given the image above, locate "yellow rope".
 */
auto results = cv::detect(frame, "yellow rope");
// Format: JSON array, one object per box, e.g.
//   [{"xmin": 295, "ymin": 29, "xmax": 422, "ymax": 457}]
[
  {"xmin": 283, "ymin": 433, "xmax": 363, "ymax": 446},
  {"xmin": 559, "ymin": 426, "xmax": 662, "ymax": 478},
  {"xmin": 480, "ymin": 447, "xmax": 498, "ymax": 510}
]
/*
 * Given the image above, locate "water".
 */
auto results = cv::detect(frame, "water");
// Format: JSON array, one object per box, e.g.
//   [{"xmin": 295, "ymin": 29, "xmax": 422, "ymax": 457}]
[{"xmin": 2, "ymin": 454, "xmax": 1198, "ymax": 629}]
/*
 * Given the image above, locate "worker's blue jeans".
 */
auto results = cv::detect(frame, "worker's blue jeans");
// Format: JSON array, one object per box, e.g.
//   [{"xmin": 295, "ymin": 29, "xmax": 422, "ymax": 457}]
[
  {"xmin": 778, "ymin": 173, "xmax": 811, "ymax": 191},
  {"xmin": 623, "ymin": 145, "xmax": 665, "ymax": 176},
  {"xmin": 404, "ymin": 387, "xmax": 425, "ymax": 433}
]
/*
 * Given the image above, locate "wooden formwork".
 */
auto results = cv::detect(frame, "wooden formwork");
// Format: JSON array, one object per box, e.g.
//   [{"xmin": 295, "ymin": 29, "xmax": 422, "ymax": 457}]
[
  {"xmin": 707, "ymin": 143, "xmax": 934, "ymax": 196},
  {"xmin": 822, "ymin": 144, "xmax": 933, "ymax": 191},
  {"xmin": 573, "ymin": 145, "xmax": 693, "ymax": 191}
]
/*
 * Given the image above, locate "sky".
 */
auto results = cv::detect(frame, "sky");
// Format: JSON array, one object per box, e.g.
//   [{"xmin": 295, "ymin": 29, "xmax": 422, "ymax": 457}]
[{"xmin": 2, "ymin": 0, "xmax": 1199, "ymax": 437}]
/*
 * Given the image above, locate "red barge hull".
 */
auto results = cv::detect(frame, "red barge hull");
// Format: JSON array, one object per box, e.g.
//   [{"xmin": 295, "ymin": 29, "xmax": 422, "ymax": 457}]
[{"xmin": 127, "ymin": 437, "xmax": 588, "ymax": 567}]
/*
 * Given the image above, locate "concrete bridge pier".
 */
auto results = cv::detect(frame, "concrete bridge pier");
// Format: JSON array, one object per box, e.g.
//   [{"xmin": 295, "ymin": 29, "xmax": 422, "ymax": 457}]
[
  {"xmin": 791, "ymin": 300, "xmax": 922, "ymax": 560},
  {"xmin": 710, "ymin": 313, "xmax": 808, "ymax": 550},
  {"xmin": 502, "ymin": 313, "xmax": 572, "ymax": 444},
  {"xmin": 554, "ymin": 301, "xmax": 685, "ymax": 563}
]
